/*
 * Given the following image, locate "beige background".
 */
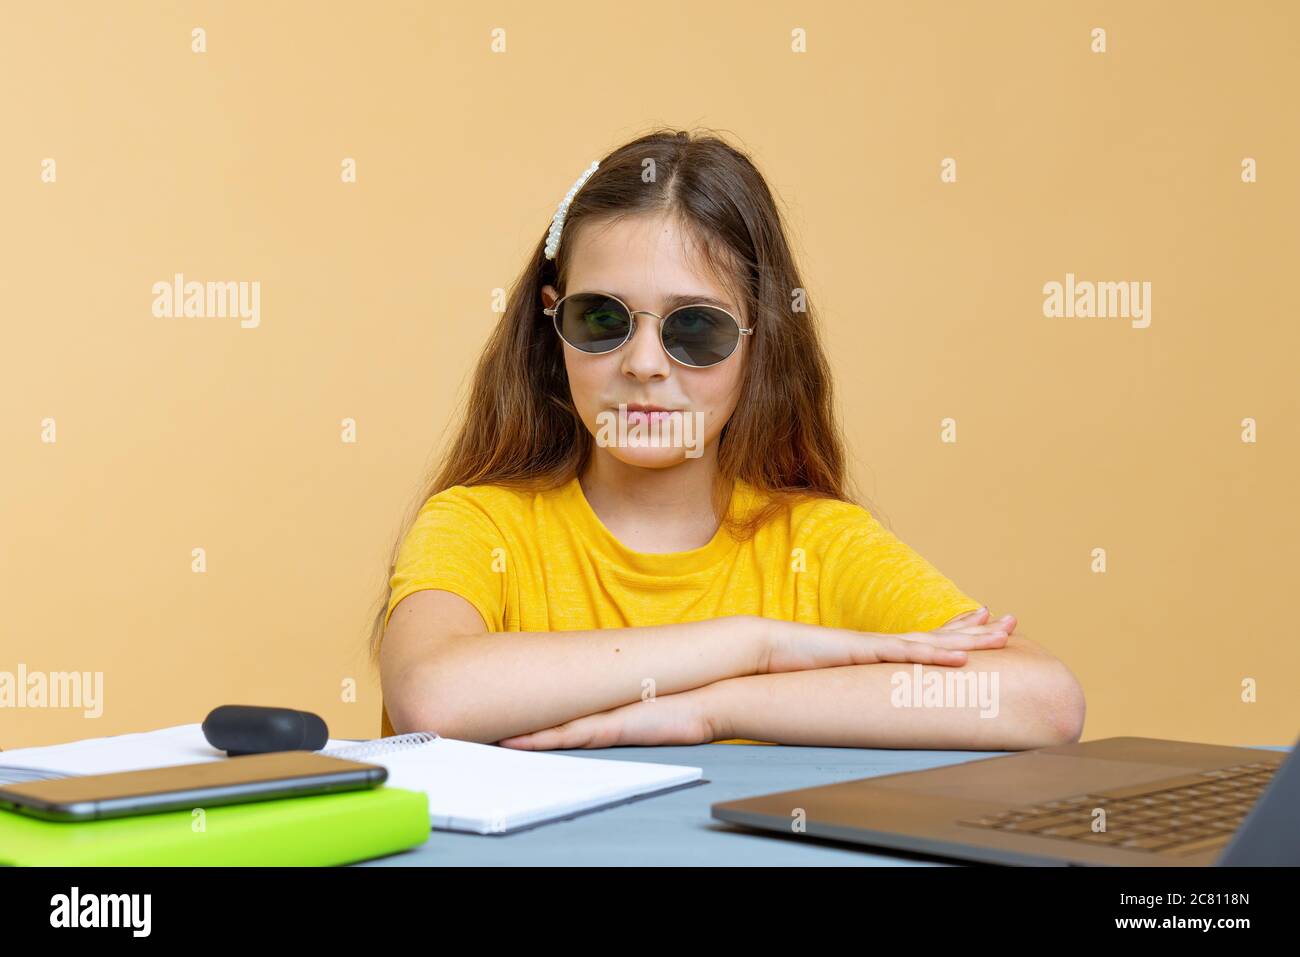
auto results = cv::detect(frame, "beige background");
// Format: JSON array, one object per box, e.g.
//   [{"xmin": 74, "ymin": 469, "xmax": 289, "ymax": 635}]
[{"xmin": 2, "ymin": 1, "xmax": 1297, "ymax": 749}]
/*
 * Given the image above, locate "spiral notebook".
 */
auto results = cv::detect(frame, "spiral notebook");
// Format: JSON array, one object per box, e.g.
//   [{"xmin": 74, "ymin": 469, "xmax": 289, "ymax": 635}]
[
  {"xmin": 0, "ymin": 723, "xmax": 704, "ymax": 835},
  {"xmin": 319, "ymin": 732, "xmax": 704, "ymax": 833}
]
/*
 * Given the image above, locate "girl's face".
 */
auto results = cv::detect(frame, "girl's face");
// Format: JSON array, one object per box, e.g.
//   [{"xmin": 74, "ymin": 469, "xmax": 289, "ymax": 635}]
[{"xmin": 541, "ymin": 214, "xmax": 749, "ymax": 471}]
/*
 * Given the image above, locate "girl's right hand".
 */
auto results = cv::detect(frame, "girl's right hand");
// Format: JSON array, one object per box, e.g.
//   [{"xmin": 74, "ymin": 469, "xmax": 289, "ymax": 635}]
[{"xmin": 757, "ymin": 607, "xmax": 1015, "ymax": 675}]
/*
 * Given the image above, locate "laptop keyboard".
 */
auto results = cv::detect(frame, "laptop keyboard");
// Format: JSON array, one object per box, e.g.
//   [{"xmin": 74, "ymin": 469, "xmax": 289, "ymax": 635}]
[{"xmin": 957, "ymin": 761, "xmax": 1277, "ymax": 856}]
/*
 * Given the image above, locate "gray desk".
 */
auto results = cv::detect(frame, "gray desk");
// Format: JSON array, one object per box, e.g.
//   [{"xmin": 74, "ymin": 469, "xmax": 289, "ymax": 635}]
[{"xmin": 354, "ymin": 743, "xmax": 1288, "ymax": 866}]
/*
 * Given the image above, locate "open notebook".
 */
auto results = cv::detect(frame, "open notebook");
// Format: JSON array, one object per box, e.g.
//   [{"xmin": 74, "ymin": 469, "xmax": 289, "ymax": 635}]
[{"xmin": 0, "ymin": 723, "xmax": 703, "ymax": 834}]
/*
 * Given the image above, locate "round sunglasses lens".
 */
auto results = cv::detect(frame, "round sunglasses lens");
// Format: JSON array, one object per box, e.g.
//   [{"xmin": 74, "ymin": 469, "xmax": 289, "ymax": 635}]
[
  {"xmin": 556, "ymin": 294, "xmax": 631, "ymax": 353},
  {"xmin": 663, "ymin": 307, "xmax": 740, "ymax": 367}
]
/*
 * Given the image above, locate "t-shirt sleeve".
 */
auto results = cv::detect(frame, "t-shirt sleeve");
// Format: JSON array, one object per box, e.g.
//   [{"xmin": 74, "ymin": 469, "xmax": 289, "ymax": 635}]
[
  {"xmin": 818, "ymin": 507, "xmax": 983, "ymax": 634},
  {"xmin": 385, "ymin": 487, "xmax": 507, "ymax": 633}
]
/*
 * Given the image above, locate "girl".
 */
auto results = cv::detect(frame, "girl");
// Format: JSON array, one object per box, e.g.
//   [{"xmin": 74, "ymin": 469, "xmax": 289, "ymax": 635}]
[{"xmin": 370, "ymin": 128, "xmax": 1084, "ymax": 750}]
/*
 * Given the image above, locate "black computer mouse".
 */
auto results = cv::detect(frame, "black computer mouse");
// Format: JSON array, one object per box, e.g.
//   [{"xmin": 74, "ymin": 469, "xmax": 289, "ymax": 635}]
[{"xmin": 201, "ymin": 704, "xmax": 330, "ymax": 756}]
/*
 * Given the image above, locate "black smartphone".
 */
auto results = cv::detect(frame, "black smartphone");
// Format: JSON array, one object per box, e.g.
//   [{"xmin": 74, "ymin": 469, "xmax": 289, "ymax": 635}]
[{"xmin": 0, "ymin": 751, "xmax": 387, "ymax": 822}]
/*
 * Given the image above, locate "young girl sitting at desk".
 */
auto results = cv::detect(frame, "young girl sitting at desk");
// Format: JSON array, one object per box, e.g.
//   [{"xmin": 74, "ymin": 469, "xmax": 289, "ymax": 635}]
[{"xmin": 370, "ymin": 128, "xmax": 1085, "ymax": 751}]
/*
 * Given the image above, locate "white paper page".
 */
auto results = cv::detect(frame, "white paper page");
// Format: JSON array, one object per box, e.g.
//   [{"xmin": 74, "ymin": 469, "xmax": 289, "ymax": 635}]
[
  {"xmin": 0, "ymin": 723, "xmax": 360, "ymax": 782},
  {"xmin": 344, "ymin": 737, "xmax": 701, "ymax": 833}
]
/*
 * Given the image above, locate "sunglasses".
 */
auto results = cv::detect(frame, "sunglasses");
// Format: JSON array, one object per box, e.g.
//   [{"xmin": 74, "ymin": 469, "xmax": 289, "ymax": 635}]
[{"xmin": 544, "ymin": 291, "xmax": 753, "ymax": 368}]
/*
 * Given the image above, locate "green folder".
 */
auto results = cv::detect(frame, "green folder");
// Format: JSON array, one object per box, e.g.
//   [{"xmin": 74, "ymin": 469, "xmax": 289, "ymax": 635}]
[{"xmin": 0, "ymin": 785, "xmax": 430, "ymax": 866}]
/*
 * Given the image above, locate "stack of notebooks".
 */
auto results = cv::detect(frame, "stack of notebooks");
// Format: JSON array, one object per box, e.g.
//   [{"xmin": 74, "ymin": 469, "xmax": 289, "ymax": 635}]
[{"xmin": 0, "ymin": 724, "xmax": 703, "ymax": 865}]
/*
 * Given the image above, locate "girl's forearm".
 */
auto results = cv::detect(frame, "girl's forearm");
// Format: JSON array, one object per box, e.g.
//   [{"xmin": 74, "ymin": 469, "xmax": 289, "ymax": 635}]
[
  {"xmin": 410, "ymin": 615, "xmax": 770, "ymax": 743},
  {"xmin": 704, "ymin": 636, "xmax": 1085, "ymax": 751}
]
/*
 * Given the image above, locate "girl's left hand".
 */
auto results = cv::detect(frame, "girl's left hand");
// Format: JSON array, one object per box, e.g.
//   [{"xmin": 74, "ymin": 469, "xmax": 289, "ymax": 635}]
[{"xmin": 497, "ymin": 688, "xmax": 716, "ymax": 750}]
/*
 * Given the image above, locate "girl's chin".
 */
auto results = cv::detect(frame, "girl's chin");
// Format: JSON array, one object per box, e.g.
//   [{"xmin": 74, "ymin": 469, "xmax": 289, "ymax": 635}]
[{"xmin": 604, "ymin": 446, "xmax": 698, "ymax": 468}]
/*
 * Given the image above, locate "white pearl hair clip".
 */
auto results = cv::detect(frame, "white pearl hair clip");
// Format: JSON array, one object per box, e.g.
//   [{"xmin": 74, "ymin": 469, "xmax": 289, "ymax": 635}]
[{"xmin": 544, "ymin": 160, "xmax": 600, "ymax": 261}]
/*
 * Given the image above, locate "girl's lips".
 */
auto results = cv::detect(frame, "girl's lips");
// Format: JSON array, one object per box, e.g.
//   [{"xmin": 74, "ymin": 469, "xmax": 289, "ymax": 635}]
[{"xmin": 625, "ymin": 409, "xmax": 677, "ymax": 424}]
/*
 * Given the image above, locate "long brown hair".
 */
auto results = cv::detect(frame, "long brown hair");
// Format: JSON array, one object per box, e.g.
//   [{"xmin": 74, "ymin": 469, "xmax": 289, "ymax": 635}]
[{"xmin": 366, "ymin": 126, "xmax": 866, "ymax": 661}]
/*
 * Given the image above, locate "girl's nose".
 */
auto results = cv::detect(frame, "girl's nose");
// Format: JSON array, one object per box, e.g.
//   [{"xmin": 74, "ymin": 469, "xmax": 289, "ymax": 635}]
[{"xmin": 622, "ymin": 317, "xmax": 670, "ymax": 373}]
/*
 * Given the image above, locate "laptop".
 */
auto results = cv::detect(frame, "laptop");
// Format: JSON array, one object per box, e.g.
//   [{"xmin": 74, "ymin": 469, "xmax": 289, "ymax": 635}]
[{"xmin": 711, "ymin": 733, "xmax": 1299, "ymax": 866}]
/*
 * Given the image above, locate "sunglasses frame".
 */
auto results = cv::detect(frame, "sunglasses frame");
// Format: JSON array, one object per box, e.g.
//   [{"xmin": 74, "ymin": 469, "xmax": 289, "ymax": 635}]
[{"xmin": 543, "ymin": 290, "xmax": 753, "ymax": 369}]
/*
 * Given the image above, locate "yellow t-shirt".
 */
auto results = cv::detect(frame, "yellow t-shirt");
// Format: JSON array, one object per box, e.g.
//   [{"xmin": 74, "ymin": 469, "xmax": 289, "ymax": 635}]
[{"xmin": 380, "ymin": 477, "xmax": 982, "ymax": 743}]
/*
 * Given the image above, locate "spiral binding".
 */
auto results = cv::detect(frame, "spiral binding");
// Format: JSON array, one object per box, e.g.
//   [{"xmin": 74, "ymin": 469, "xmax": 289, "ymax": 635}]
[{"xmin": 320, "ymin": 731, "xmax": 439, "ymax": 762}]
